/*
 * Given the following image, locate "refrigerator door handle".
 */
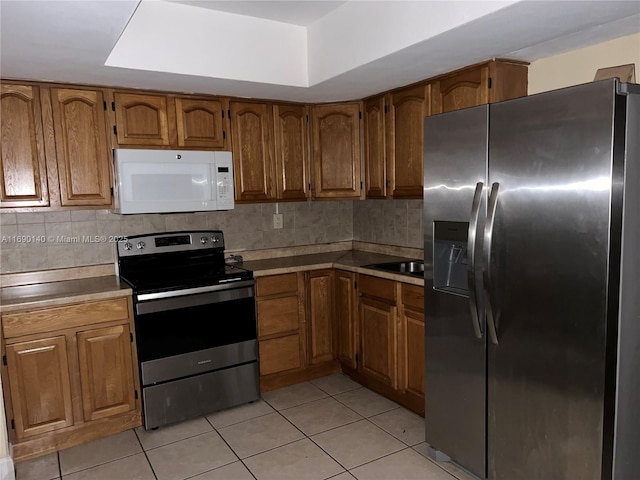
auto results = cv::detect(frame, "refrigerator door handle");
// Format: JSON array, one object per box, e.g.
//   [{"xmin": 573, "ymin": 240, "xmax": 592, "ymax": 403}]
[
  {"xmin": 467, "ymin": 182, "xmax": 484, "ymax": 339},
  {"xmin": 484, "ymin": 182, "xmax": 500, "ymax": 345}
]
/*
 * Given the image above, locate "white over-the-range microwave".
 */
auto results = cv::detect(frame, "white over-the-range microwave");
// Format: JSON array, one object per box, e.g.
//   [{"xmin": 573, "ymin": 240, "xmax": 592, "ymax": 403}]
[{"xmin": 112, "ymin": 149, "xmax": 234, "ymax": 214}]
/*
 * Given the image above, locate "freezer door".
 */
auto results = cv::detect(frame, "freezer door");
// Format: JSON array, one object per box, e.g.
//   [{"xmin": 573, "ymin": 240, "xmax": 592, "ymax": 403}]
[
  {"xmin": 424, "ymin": 105, "xmax": 488, "ymax": 478},
  {"xmin": 486, "ymin": 80, "xmax": 619, "ymax": 480}
]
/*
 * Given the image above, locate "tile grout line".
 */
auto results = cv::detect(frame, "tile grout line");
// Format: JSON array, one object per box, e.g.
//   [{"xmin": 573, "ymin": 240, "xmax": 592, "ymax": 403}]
[
  {"xmin": 133, "ymin": 426, "xmax": 159, "ymax": 480},
  {"xmin": 202, "ymin": 415, "xmax": 258, "ymax": 480}
]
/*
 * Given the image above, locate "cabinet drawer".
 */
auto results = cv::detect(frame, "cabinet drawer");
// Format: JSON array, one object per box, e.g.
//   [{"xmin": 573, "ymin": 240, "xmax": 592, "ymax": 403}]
[
  {"xmin": 402, "ymin": 284, "xmax": 424, "ymax": 312},
  {"xmin": 256, "ymin": 273, "xmax": 298, "ymax": 297},
  {"xmin": 2, "ymin": 298, "xmax": 131, "ymax": 339},
  {"xmin": 359, "ymin": 275, "xmax": 395, "ymax": 303},
  {"xmin": 257, "ymin": 295, "xmax": 300, "ymax": 337},
  {"xmin": 259, "ymin": 335, "xmax": 301, "ymax": 375}
]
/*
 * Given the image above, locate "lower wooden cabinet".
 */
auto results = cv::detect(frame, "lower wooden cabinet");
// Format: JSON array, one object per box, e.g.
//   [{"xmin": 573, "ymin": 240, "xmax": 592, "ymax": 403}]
[
  {"xmin": 307, "ymin": 270, "xmax": 334, "ymax": 365},
  {"xmin": 398, "ymin": 284, "xmax": 425, "ymax": 406},
  {"xmin": 334, "ymin": 271, "xmax": 357, "ymax": 368},
  {"xmin": 1, "ymin": 297, "xmax": 142, "ymax": 461}
]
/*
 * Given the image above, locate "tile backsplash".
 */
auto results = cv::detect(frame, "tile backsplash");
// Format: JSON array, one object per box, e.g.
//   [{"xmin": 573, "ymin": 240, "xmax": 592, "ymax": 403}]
[{"xmin": 0, "ymin": 199, "xmax": 423, "ymax": 274}]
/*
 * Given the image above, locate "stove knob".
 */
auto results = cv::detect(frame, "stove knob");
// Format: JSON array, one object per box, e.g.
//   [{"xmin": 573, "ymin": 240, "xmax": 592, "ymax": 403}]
[
  {"xmin": 136, "ymin": 241, "xmax": 146, "ymax": 250},
  {"xmin": 200, "ymin": 236, "xmax": 208, "ymax": 245},
  {"xmin": 211, "ymin": 235, "xmax": 220, "ymax": 244},
  {"xmin": 123, "ymin": 242, "xmax": 133, "ymax": 251}
]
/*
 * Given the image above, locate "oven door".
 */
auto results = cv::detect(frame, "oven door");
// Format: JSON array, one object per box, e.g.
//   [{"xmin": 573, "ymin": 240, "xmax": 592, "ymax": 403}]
[{"xmin": 134, "ymin": 280, "xmax": 257, "ymax": 386}]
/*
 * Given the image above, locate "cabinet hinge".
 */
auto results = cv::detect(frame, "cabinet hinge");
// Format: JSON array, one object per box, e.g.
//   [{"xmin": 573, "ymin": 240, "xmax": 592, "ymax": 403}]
[
  {"xmin": 130, "ymin": 332, "xmax": 133, "ymax": 342},
  {"xmin": 10, "ymin": 419, "xmax": 14, "ymax": 430},
  {"xmin": 360, "ymin": 181, "xmax": 363, "ymax": 190},
  {"xmin": 354, "ymin": 280, "xmax": 358, "ymax": 290},
  {"xmin": 222, "ymin": 110, "xmax": 225, "ymax": 119},
  {"xmin": 306, "ymin": 115, "xmax": 309, "ymax": 122},
  {"xmin": 488, "ymin": 77, "xmax": 493, "ymax": 89},
  {"xmin": 110, "ymin": 187, "xmax": 114, "ymax": 197},
  {"xmin": 113, "ymin": 125, "xmax": 117, "ymax": 135},
  {"xmin": 103, "ymin": 101, "xmax": 107, "ymax": 111},
  {"xmin": 2, "ymin": 355, "xmax": 6, "ymax": 366},
  {"xmin": 111, "ymin": 101, "xmax": 115, "ymax": 111},
  {"xmin": 359, "ymin": 111, "xmax": 362, "ymax": 120},
  {"xmin": 355, "ymin": 353, "xmax": 359, "ymax": 364},
  {"xmin": 384, "ymin": 105, "xmax": 388, "ymax": 114},
  {"xmin": 227, "ymin": 109, "xmax": 231, "ymax": 119},
  {"xmin": 135, "ymin": 390, "xmax": 139, "ymax": 400},
  {"xmin": 223, "ymin": 131, "xmax": 226, "ymax": 140}
]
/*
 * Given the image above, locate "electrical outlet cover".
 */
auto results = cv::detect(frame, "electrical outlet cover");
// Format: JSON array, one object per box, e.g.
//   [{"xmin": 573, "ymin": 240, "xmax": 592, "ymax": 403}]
[{"xmin": 273, "ymin": 213, "xmax": 283, "ymax": 229}]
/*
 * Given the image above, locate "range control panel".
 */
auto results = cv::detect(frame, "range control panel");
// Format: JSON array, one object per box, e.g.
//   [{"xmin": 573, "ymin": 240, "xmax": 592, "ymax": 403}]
[{"xmin": 117, "ymin": 231, "xmax": 225, "ymax": 257}]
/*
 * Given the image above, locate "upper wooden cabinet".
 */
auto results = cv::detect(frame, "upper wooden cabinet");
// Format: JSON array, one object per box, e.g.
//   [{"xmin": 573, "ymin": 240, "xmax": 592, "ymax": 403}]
[
  {"xmin": 387, "ymin": 84, "xmax": 430, "ymax": 199},
  {"xmin": 112, "ymin": 91, "xmax": 229, "ymax": 150},
  {"xmin": 51, "ymin": 88, "xmax": 112, "ymax": 206},
  {"xmin": 310, "ymin": 103, "xmax": 362, "ymax": 199},
  {"xmin": 363, "ymin": 96, "xmax": 387, "ymax": 199},
  {"xmin": 175, "ymin": 97, "xmax": 227, "ymax": 149},
  {"xmin": 230, "ymin": 101, "xmax": 275, "ymax": 202},
  {"xmin": 431, "ymin": 60, "xmax": 528, "ymax": 114},
  {"xmin": 0, "ymin": 84, "xmax": 50, "ymax": 207},
  {"xmin": 273, "ymin": 103, "xmax": 310, "ymax": 201},
  {"xmin": 113, "ymin": 92, "xmax": 172, "ymax": 147}
]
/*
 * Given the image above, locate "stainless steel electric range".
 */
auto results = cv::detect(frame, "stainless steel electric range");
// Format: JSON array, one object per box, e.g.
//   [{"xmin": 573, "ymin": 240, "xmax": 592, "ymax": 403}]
[{"xmin": 117, "ymin": 231, "xmax": 259, "ymax": 429}]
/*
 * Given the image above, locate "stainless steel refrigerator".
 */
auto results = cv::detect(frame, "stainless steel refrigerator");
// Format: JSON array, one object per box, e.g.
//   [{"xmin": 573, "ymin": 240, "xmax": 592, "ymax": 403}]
[{"xmin": 423, "ymin": 79, "xmax": 639, "ymax": 480}]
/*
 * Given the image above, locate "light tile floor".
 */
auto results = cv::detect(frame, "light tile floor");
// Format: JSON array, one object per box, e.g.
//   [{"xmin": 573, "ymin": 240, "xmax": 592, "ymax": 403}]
[{"xmin": 15, "ymin": 374, "xmax": 476, "ymax": 480}]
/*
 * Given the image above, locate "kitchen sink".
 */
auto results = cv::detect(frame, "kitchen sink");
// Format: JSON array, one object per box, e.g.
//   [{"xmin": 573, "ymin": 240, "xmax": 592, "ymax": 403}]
[{"xmin": 365, "ymin": 260, "xmax": 424, "ymax": 278}]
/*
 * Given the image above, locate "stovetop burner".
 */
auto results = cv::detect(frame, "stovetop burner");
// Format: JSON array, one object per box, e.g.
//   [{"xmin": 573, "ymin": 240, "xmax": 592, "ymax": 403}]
[{"xmin": 117, "ymin": 231, "xmax": 252, "ymax": 294}]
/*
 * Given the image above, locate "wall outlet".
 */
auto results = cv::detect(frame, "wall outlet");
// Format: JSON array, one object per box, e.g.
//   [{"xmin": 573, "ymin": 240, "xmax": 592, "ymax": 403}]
[{"xmin": 273, "ymin": 213, "xmax": 283, "ymax": 229}]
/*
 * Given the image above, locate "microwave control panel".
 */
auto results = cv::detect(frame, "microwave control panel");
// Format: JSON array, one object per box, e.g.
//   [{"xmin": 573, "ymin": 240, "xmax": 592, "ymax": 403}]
[{"xmin": 214, "ymin": 152, "xmax": 235, "ymax": 210}]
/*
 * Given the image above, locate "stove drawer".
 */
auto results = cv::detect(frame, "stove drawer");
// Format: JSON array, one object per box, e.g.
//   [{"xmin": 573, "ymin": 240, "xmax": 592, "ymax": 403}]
[{"xmin": 2, "ymin": 298, "xmax": 131, "ymax": 338}]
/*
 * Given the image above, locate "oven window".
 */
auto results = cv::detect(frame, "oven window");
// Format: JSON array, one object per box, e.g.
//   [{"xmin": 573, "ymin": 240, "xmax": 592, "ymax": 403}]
[{"xmin": 135, "ymin": 295, "xmax": 256, "ymax": 362}]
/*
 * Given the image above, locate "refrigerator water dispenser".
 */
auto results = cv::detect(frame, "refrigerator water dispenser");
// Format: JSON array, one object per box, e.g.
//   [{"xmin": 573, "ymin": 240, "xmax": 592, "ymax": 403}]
[{"xmin": 433, "ymin": 221, "xmax": 469, "ymax": 296}]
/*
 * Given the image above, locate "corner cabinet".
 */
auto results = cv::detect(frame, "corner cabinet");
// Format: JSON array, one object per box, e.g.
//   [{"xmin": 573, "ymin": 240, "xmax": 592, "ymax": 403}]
[
  {"xmin": 1, "ymin": 297, "xmax": 142, "ymax": 461},
  {"xmin": 310, "ymin": 103, "xmax": 362, "ymax": 199},
  {"xmin": 230, "ymin": 101, "xmax": 276, "ymax": 202},
  {"xmin": 50, "ymin": 88, "xmax": 112, "ymax": 206},
  {"xmin": 0, "ymin": 84, "xmax": 50, "ymax": 207}
]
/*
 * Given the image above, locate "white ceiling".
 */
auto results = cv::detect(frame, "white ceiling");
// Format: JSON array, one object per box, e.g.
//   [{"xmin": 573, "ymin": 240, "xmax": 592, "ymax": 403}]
[{"xmin": 1, "ymin": 1, "xmax": 639, "ymax": 103}]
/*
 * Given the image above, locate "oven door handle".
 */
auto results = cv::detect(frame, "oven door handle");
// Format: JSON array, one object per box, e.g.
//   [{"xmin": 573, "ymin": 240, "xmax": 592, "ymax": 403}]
[
  {"xmin": 136, "ymin": 281, "xmax": 255, "ymax": 315},
  {"xmin": 137, "ymin": 280, "xmax": 254, "ymax": 302}
]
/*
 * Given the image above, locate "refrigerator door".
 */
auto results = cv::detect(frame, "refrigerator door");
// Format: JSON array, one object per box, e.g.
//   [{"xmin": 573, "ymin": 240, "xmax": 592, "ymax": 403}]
[
  {"xmin": 486, "ymin": 80, "xmax": 619, "ymax": 480},
  {"xmin": 424, "ymin": 105, "xmax": 488, "ymax": 478}
]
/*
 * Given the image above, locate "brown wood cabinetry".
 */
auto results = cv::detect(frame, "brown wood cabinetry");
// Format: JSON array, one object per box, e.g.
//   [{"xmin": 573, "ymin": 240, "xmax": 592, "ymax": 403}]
[
  {"xmin": 230, "ymin": 101, "xmax": 275, "ymax": 202},
  {"xmin": 113, "ymin": 91, "xmax": 172, "ymax": 146},
  {"xmin": 307, "ymin": 270, "xmax": 334, "ymax": 365},
  {"xmin": 51, "ymin": 88, "xmax": 112, "ymax": 206},
  {"xmin": 273, "ymin": 103, "xmax": 309, "ymax": 200},
  {"xmin": 334, "ymin": 270, "xmax": 358, "ymax": 369},
  {"xmin": 0, "ymin": 84, "xmax": 50, "ymax": 207},
  {"xmin": 1, "ymin": 297, "xmax": 141, "ymax": 461},
  {"xmin": 358, "ymin": 275, "xmax": 397, "ymax": 388},
  {"xmin": 386, "ymin": 84, "xmax": 429, "ymax": 199},
  {"xmin": 363, "ymin": 96, "xmax": 387, "ymax": 199},
  {"xmin": 112, "ymin": 91, "xmax": 229, "ymax": 150},
  {"xmin": 431, "ymin": 60, "xmax": 528, "ymax": 114},
  {"xmin": 398, "ymin": 284, "xmax": 425, "ymax": 407},
  {"xmin": 256, "ymin": 273, "xmax": 305, "ymax": 377},
  {"xmin": 310, "ymin": 103, "xmax": 362, "ymax": 199}
]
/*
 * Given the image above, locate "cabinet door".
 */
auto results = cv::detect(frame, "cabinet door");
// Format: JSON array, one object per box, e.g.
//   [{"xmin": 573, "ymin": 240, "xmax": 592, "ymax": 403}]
[
  {"xmin": 335, "ymin": 270, "xmax": 357, "ymax": 369},
  {"xmin": 310, "ymin": 103, "xmax": 361, "ymax": 199},
  {"xmin": 307, "ymin": 270, "xmax": 334, "ymax": 364},
  {"xmin": 273, "ymin": 103, "xmax": 309, "ymax": 200},
  {"xmin": 387, "ymin": 84, "xmax": 428, "ymax": 199},
  {"xmin": 230, "ymin": 101, "xmax": 275, "ymax": 201},
  {"xmin": 51, "ymin": 88, "xmax": 112, "ymax": 206},
  {"xmin": 6, "ymin": 336, "xmax": 73, "ymax": 439},
  {"xmin": 0, "ymin": 84, "xmax": 49, "ymax": 207},
  {"xmin": 431, "ymin": 66, "xmax": 489, "ymax": 115},
  {"xmin": 359, "ymin": 296, "xmax": 397, "ymax": 388},
  {"xmin": 77, "ymin": 325, "xmax": 135, "ymax": 422},
  {"xmin": 400, "ymin": 308, "xmax": 425, "ymax": 400},
  {"xmin": 364, "ymin": 96, "xmax": 386, "ymax": 199},
  {"xmin": 113, "ymin": 92, "xmax": 171, "ymax": 146},
  {"xmin": 175, "ymin": 97, "xmax": 227, "ymax": 149}
]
